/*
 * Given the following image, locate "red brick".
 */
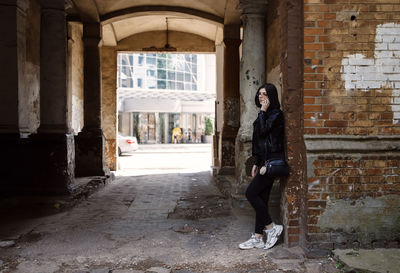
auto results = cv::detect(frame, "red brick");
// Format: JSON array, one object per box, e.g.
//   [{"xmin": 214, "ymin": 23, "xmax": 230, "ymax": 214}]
[
  {"xmin": 304, "ymin": 43, "xmax": 323, "ymax": 50},
  {"xmin": 324, "ymin": 13, "xmax": 336, "ymax": 19},
  {"xmin": 304, "ymin": 36, "xmax": 316, "ymax": 42},
  {"xmin": 304, "ymin": 28, "xmax": 324, "ymax": 35},
  {"xmin": 288, "ymin": 228, "xmax": 300, "ymax": 234},
  {"xmin": 304, "ymin": 128, "xmax": 316, "ymax": 134},
  {"xmin": 317, "ymin": 128, "xmax": 330, "ymax": 134},
  {"xmin": 304, "ymin": 97, "xmax": 315, "ymax": 104},
  {"xmin": 304, "ymin": 74, "xmax": 323, "ymax": 81},
  {"xmin": 324, "ymin": 120, "xmax": 348, "ymax": 127},
  {"xmin": 288, "ymin": 236, "xmax": 299, "ymax": 243},
  {"xmin": 305, "ymin": 120, "xmax": 323, "ymax": 127},
  {"xmin": 304, "ymin": 105, "xmax": 322, "ymax": 112},
  {"xmin": 304, "ymin": 89, "xmax": 321, "ymax": 96}
]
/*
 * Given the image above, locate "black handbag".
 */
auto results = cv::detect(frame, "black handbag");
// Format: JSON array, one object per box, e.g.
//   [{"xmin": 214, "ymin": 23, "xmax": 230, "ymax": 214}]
[
  {"xmin": 265, "ymin": 158, "xmax": 289, "ymax": 177},
  {"xmin": 264, "ymin": 133, "xmax": 289, "ymax": 177}
]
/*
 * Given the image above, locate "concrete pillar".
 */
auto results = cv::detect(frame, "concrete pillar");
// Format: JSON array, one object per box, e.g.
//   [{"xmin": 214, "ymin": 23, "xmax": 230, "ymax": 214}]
[
  {"xmin": 235, "ymin": 0, "xmax": 268, "ymax": 191},
  {"xmin": 75, "ymin": 22, "xmax": 107, "ymax": 177},
  {"xmin": 30, "ymin": 0, "xmax": 75, "ymax": 194},
  {"xmin": 219, "ymin": 24, "xmax": 241, "ymax": 175},
  {"xmin": 155, "ymin": 112, "xmax": 162, "ymax": 144},
  {"xmin": 164, "ymin": 114, "xmax": 169, "ymax": 143}
]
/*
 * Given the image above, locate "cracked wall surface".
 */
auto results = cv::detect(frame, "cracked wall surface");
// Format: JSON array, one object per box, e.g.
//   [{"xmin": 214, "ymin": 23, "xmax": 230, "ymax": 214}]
[{"xmin": 304, "ymin": 0, "xmax": 400, "ymax": 250}]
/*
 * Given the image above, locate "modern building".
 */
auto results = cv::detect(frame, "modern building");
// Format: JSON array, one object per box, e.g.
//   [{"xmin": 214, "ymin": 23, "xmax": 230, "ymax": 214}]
[{"xmin": 117, "ymin": 53, "xmax": 216, "ymax": 144}]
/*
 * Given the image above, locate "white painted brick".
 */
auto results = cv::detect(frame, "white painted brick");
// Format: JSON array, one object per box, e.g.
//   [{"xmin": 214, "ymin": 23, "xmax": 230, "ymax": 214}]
[
  {"xmin": 387, "ymin": 74, "xmax": 400, "ymax": 81},
  {"xmin": 343, "ymin": 65, "xmax": 357, "ymax": 73},
  {"xmin": 380, "ymin": 66, "xmax": 395, "ymax": 73},
  {"xmin": 389, "ymin": 43, "xmax": 400, "ymax": 50},
  {"xmin": 378, "ymin": 23, "xmax": 398, "ymax": 28},
  {"xmin": 393, "ymin": 51, "xmax": 400, "ymax": 57},
  {"xmin": 394, "ymin": 112, "xmax": 400, "ymax": 119},
  {"xmin": 392, "ymin": 89, "xmax": 400, "ymax": 96},
  {"xmin": 374, "ymin": 51, "xmax": 393, "ymax": 58},
  {"xmin": 394, "ymin": 97, "xmax": 400, "ymax": 104},
  {"xmin": 344, "ymin": 73, "xmax": 362, "ymax": 81},
  {"xmin": 376, "ymin": 58, "xmax": 400, "ymax": 65},
  {"xmin": 395, "ymin": 83, "xmax": 400, "ymax": 88},
  {"xmin": 381, "ymin": 35, "xmax": 395, "ymax": 43},
  {"xmin": 359, "ymin": 81, "xmax": 382, "ymax": 89},
  {"xmin": 349, "ymin": 58, "xmax": 375, "ymax": 66},
  {"xmin": 344, "ymin": 81, "xmax": 355, "ymax": 89},
  {"xmin": 364, "ymin": 73, "xmax": 387, "ymax": 81},
  {"xmin": 393, "ymin": 66, "xmax": 400, "ymax": 72},
  {"xmin": 377, "ymin": 27, "xmax": 400, "ymax": 35},
  {"xmin": 392, "ymin": 105, "xmax": 400, "ymax": 112},
  {"xmin": 394, "ymin": 37, "xmax": 400, "ymax": 43},
  {"xmin": 375, "ymin": 42, "xmax": 388, "ymax": 50},
  {"xmin": 357, "ymin": 66, "xmax": 378, "ymax": 73}
]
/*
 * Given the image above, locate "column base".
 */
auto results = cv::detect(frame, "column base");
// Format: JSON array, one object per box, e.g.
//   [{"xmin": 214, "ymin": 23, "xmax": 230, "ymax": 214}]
[
  {"xmin": 75, "ymin": 128, "xmax": 108, "ymax": 177},
  {"xmin": 218, "ymin": 125, "xmax": 239, "ymax": 176},
  {"xmin": 27, "ymin": 133, "xmax": 75, "ymax": 195}
]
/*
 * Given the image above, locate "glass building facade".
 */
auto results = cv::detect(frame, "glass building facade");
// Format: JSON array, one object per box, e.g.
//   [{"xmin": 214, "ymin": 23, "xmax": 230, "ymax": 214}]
[{"xmin": 118, "ymin": 53, "xmax": 198, "ymax": 91}]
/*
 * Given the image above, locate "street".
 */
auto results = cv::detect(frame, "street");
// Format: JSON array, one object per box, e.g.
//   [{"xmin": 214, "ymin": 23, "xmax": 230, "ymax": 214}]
[{"xmin": 118, "ymin": 144, "xmax": 213, "ymax": 176}]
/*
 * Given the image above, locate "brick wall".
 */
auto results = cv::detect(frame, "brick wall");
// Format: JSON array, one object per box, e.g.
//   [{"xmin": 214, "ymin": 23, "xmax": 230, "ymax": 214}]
[
  {"xmin": 303, "ymin": 0, "xmax": 400, "ymax": 251},
  {"xmin": 304, "ymin": 1, "xmax": 400, "ymax": 135}
]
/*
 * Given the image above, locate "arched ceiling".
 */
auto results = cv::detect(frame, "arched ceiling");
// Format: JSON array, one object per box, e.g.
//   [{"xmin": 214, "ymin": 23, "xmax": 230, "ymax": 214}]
[{"xmin": 70, "ymin": 0, "xmax": 241, "ymax": 46}]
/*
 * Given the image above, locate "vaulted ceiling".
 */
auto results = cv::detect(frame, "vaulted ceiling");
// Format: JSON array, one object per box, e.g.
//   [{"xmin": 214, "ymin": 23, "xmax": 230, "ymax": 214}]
[{"xmin": 69, "ymin": 0, "xmax": 241, "ymax": 46}]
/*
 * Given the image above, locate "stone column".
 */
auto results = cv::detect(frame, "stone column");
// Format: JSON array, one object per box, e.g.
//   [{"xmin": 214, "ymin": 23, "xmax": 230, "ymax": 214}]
[
  {"xmin": 0, "ymin": 0, "xmax": 25, "ymax": 193},
  {"xmin": 219, "ymin": 24, "xmax": 241, "ymax": 175},
  {"xmin": 30, "ymin": 0, "xmax": 75, "ymax": 194},
  {"xmin": 101, "ymin": 46, "xmax": 117, "ymax": 171},
  {"xmin": 235, "ymin": 0, "xmax": 268, "ymax": 192},
  {"xmin": 0, "ymin": 0, "xmax": 30, "ymax": 135},
  {"xmin": 75, "ymin": 22, "xmax": 107, "ymax": 176}
]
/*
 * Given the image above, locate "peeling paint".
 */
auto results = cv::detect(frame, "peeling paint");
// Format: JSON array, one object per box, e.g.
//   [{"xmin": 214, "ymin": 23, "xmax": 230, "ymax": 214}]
[
  {"xmin": 318, "ymin": 195, "xmax": 400, "ymax": 241},
  {"xmin": 341, "ymin": 23, "xmax": 400, "ymax": 124}
]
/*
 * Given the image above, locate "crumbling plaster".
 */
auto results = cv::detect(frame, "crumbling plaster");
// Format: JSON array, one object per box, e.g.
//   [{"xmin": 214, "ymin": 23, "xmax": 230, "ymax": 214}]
[{"xmin": 68, "ymin": 22, "xmax": 84, "ymax": 135}]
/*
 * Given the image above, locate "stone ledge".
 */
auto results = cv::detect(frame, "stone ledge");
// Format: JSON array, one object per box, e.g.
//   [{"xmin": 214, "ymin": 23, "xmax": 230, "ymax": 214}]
[{"xmin": 304, "ymin": 135, "xmax": 400, "ymax": 153}]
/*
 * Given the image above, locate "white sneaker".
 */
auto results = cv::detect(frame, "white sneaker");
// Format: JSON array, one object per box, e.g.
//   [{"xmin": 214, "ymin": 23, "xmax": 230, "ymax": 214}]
[
  {"xmin": 264, "ymin": 223, "xmax": 283, "ymax": 249},
  {"xmin": 239, "ymin": 234, "xmax": 264, "ymax": 250}
]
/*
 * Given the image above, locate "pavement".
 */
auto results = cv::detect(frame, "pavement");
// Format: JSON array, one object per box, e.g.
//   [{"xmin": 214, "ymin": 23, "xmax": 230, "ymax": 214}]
[{"xmin": 0, "ymin": 144, "xmax": 397, "ymax": 273}]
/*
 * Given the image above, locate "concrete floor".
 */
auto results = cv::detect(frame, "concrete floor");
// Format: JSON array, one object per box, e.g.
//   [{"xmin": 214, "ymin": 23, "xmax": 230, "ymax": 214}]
[{"xmin": 0, "ymin": 145, "xmax": 341, "ymax": 273}]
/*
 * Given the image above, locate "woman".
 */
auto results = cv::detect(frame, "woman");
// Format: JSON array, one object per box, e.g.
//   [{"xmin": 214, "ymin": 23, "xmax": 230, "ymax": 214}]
[{"xmin": 239, "ymin": 83, "xmax": 285, "ymax": 250}]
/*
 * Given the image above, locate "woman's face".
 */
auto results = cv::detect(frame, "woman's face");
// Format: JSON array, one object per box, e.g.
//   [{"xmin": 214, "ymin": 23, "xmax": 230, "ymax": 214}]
[{"xmin": 258, "ymin": 88, "xmax": 268, "ymax": 103}]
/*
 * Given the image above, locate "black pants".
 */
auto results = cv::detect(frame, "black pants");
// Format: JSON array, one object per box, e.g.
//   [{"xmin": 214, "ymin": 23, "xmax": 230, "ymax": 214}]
[{"xmin": 245, "ymin": 173, "xmax": 275, "ymax": 234}]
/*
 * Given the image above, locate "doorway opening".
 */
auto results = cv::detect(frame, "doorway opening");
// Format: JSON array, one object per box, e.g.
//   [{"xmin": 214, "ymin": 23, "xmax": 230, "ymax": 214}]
[{"xmin": 116, "ymin": 52, "xmax": 217, "ymax": 175}]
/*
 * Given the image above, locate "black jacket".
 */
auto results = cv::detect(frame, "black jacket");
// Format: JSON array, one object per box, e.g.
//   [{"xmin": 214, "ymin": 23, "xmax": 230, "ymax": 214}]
[{"xmin": 252, "ymin": 108, "xmax": 285, "ymax": 167}]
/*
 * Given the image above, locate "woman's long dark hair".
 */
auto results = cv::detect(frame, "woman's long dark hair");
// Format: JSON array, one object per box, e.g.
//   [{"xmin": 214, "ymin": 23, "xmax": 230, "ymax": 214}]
[{"xmin": 254, "ymin": 83, "xmax": 280, "ymax": 110}]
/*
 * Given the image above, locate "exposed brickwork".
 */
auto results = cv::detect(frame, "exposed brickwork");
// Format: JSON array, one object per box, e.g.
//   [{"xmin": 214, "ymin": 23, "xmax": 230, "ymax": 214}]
[
  {"xmin": 303, "ymin": 0, "xmax": 400, "ymax": 251},
  {"xmin": 304, "ymin": 1, "xmax": 400, "ymax": 135},
  {"xmin": 307, "ymin": 154, "xmax": 400, "ymax": 249}
]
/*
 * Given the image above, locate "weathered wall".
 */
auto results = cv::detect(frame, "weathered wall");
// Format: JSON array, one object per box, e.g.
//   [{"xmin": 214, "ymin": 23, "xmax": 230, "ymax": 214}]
[
  {"xmin": 68, "ymin": 22, "xmax": 84, "ymax": 135},
  {"xmin": 101, "ymin": 46, "xmax": 117, "ymax": 171},
  {"xmin": 266, "ymin": 0, "xmax": 281, "ymax": 91},
  {"xmin": 304, "ymin": 0, "xmax": 400, "ymax": 250},
  {"xmin": 280, "ymin": 0, "xmax": 306, "ymax": 248},
  {"xmin": 117, "ymin": 31, "xmax": 215, "ymax": 52},
  {"xmin": 20, "ymin": 0, "xmax": 40, "ymax": 135}
]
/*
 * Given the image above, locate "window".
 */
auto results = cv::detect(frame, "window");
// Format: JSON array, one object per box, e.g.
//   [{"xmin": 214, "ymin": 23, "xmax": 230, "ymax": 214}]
[{"xmin": 117, "ymin": 53, "xmax": 200, "ymax": 91}]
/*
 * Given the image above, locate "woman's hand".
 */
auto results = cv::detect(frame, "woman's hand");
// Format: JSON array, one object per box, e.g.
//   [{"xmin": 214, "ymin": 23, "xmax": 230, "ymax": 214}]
[
  {"xmin": 251, "ymin": 165, "xmax": 258, "ymax": 178},
  {"xmin": 261, "ymin": 97, "xmax": 270, "ymax": 112}
]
